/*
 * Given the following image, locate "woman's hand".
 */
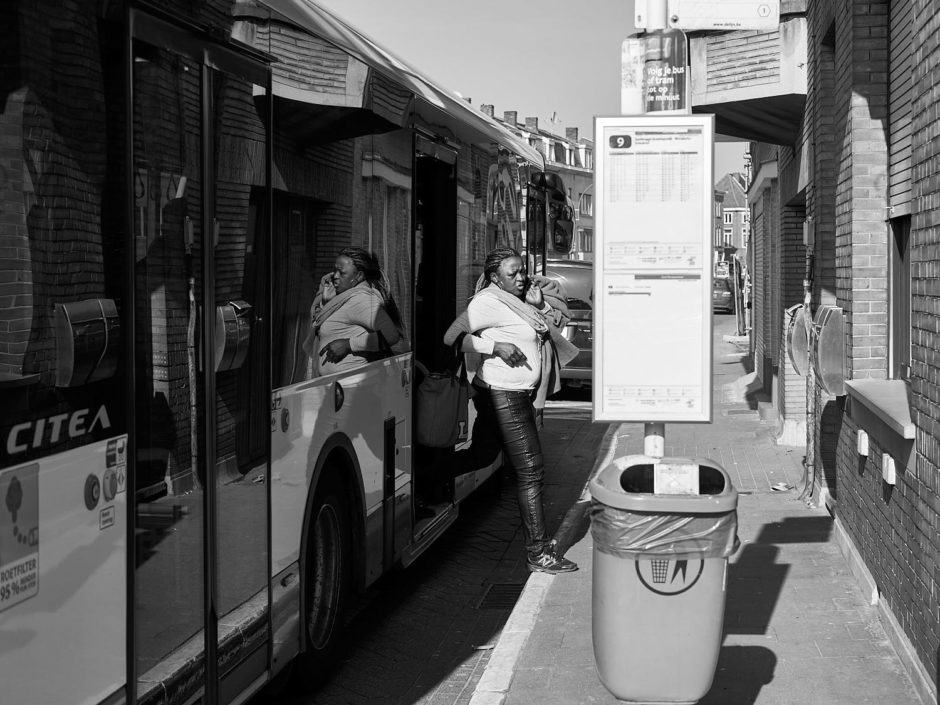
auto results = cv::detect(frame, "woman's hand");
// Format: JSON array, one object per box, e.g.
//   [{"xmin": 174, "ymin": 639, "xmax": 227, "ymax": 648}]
[
  {"xmin": 493, "ymin": 341, "xmax": 527, "ymax": 367},
  {"xmin": 320, "ymin": 272, "xmax": 336, "ymax": 302},
  {"xmin": 524, "ymin": 280, "xmax": 544, "ymax": 308},
  {"xmin": 320, "ymin": 338, "xmax": 351, "ymax": 364}
]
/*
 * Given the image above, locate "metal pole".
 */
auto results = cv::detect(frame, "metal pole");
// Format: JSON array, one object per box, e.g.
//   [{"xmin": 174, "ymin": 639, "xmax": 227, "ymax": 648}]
[
  {"xmin": 642, "ymin": 0, "xmax": 667, "ymax": 457},
  {"xmin": 543, "ymin": 188, "xmax": 549, "ymax": 276},
  {"xmin": 644, "ymin": 422, "xmax": 665, "ymax": 458}
]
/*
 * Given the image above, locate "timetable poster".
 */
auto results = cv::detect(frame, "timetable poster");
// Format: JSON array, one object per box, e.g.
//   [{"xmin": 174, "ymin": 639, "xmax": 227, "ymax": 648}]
[{"xmin": 592, "ymin": 115, "xmax": 714, "ymax": 422}]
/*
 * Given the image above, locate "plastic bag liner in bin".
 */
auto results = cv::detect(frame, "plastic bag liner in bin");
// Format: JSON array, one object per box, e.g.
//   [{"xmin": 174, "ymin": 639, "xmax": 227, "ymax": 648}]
[{"xmin": 589, "ymin": 457, "xmax": 739, "ymax": 560}]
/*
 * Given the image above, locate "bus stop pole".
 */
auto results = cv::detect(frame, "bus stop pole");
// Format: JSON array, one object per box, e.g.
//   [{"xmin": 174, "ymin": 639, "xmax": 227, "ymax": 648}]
[
  {"xmin": 644, "ymin": 422, "xmax": 665, "ymax": 458},
  {"xmin": 642, "ymin": 0, "xmax": 668, "ymax": 460}
]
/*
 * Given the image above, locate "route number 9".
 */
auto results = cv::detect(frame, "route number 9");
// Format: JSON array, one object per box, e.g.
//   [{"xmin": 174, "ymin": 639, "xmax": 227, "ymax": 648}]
[{"xmin": 609, "ymin": 135, "xmax": 632, "ymax": 149}]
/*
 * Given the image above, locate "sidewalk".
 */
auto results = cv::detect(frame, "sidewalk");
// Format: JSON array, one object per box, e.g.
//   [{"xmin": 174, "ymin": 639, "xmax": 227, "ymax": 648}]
[{"xmin": 469, "ymin": 331, "xmax": 924, "ymax": 705}]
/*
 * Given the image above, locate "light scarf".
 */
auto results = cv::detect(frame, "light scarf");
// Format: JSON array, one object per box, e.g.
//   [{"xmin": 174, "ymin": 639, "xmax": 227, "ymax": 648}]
[
  {"xmin": 481, "ymin": 285, "xmax": 551, "ymax": 337},
  {"xmin": 445, "ymin": 284, "xmax": 576, "ymax": 408},
  {"xmin": 312, "ymin": 282, "xmax": 384, "ymax": 336},
  {"xmin": 302, "ymin": 282, "xmax": 386, "ymax": 359}
]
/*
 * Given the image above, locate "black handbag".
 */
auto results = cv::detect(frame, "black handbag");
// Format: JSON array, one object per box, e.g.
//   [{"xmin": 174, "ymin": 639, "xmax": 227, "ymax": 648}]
[{"xmin": 414, "ymin": 356, "xmax": 470, "ymax": 447}]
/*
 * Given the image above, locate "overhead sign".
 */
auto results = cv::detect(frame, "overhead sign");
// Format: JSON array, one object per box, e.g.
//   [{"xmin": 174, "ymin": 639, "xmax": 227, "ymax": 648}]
[
  {"xmin": 593, "ymin": 115, "xmax": 714, "ymax": 423},
  {"xmin": 635, "ymin": 0, "xmax": 780, "ymax": 31}
]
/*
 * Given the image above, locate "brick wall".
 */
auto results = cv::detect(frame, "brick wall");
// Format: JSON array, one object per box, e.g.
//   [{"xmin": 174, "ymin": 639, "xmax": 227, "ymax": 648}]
[
  {"xmin": 0, "ymin": 90, "xmax": 31, "ymax": 378},
  {"xmin": 767, "ymin": 187, "xmax": 782, "ymax": 359},
  {"xmin": 735, "ymin": 0, "xmax": 940, "ymax": 688},
  {"xmin": 778, "ymin": 205, "xmax": 808, "ymax": 422},
  {"xmin": 905, "ymin": 0, "xmax": 940, "ymax": 685},
  {"xmin": 753, "ymin": 203, "xmax": 767, "ymax": 384},
  {"xmin": 704, "ymin": 30, "xmax": 782, "ymax": 91},
  {"xmin": 818, "ymin": 0, "xmax": 940, "ymax": 691}
]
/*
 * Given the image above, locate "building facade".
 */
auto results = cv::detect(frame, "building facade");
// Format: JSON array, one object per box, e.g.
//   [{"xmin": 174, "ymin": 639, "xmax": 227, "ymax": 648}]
[
  {"xmin": 693, "ymin": 1, "xmax": 938, "ymax": 701},
  {"xmin": 482, "ymin": 106, "xmax": 595, "ymax": 261},
  {"xmin": 715, "ymin": 172, "xmax": 750, "ymax": 254}
]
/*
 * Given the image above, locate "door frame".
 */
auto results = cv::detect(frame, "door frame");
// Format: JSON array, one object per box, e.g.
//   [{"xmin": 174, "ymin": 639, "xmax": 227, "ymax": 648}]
[{"xmin": 128, "ymin": 9, "xmax": 273, "ymax": 704}]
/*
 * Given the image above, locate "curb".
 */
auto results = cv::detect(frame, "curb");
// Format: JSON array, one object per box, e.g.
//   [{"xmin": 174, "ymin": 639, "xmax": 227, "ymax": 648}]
[{"xmin": 468, "ymin": 423, "xmax": 622, "ymax": 705}]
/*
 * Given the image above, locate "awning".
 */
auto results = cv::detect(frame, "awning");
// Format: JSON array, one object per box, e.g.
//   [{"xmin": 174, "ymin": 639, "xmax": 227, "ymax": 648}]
[{"xmin": 257, "ymin": 0, "xmax": 545, "ymax": 168}]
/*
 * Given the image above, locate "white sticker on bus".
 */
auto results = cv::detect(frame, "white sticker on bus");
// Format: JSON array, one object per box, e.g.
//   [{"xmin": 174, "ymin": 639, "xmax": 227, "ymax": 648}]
[{"xmin": 0, "ymin": 463, "xmax": 39, "ymax": 612}]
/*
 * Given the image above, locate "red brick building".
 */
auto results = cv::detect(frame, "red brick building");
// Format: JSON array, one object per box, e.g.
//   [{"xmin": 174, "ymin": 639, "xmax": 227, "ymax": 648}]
[{"xmin": 692, "ymin": 1, "xmax": 938, "ymax": 700}]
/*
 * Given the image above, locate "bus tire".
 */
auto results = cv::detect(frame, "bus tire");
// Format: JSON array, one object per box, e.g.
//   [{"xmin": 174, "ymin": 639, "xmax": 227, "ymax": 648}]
[{"xmin": 293, "ymin": 473, "xmax": 352, "ymax": 692}]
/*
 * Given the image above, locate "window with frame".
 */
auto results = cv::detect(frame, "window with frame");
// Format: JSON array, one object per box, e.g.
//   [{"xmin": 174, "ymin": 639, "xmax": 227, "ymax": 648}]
[
  {"xmin": 581, "ymin": 192, "xmax": 593, "ymax": 216},
  {"xmin": 723, "ymin": 212, "xmax": 733, "ymax": 224},
  {"xmin": 582, "ymin": 228, "xmax": 594, "ymax": 253},
  {"xmin": 890, "ymin": 216, "xmax": 911, "ymax": 381}
]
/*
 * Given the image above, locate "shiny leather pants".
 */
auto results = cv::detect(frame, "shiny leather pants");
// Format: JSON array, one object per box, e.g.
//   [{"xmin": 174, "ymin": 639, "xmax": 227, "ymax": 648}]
[{"xmin": 459, "ymin": 384, "xmax": 546, "ymax": 557}]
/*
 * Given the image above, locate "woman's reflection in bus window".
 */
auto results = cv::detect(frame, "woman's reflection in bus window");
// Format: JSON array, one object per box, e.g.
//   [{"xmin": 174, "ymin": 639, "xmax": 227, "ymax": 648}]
[{"xmin": 303, "ymin": 247, "xmax": 407, "ymax": 376}]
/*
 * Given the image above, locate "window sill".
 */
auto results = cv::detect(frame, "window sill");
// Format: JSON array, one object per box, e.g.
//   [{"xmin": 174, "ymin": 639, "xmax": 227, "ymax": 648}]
[
  {"xmin": 844, "ymin": 379, "xmax": 914, "ymax": 440},
  {"xmin": 0, "ymin": 372, "xmax": 40, "ymax": 389}
]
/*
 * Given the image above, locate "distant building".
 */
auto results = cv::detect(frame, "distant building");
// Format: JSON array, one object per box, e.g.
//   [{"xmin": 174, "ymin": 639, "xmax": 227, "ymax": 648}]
[
  {"xmin": 482, "ymin": 106, "xmax": 594, "ymax": 261},
  {"xmin": 714, "ymin": 172, "xmax": 749, "ymax": 255},
  {"xmin": 713, "ymin": 188, "xmax": 725, "ymax": 253}
]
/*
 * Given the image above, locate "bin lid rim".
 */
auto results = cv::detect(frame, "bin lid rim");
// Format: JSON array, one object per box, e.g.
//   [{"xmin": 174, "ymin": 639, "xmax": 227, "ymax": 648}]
[{"xmin": 589, "ymin": 454, "xmax": 738, "ymax": 512}]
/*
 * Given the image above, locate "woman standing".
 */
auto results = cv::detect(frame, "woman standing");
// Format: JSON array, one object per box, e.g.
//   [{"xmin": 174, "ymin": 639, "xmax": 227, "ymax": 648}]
[
  {"xmin": 303, "ymin": 247, "xmax": 405, "ymax": 376},
  {"xmin": 444, "ymin": 247, "xmax": 577, "ymax": 574}
]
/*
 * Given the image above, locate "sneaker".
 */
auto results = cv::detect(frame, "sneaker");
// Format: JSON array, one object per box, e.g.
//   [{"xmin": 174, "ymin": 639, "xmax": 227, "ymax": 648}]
[{"xmin": 527, "ymin": 549, "xmax": 578, "ymax": 574}]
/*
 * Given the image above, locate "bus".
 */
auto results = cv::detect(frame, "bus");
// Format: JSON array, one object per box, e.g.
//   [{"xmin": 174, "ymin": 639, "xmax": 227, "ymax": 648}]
[{"xmin": 0, "ymin": 2, "xmax": 546, "ymax": 703}]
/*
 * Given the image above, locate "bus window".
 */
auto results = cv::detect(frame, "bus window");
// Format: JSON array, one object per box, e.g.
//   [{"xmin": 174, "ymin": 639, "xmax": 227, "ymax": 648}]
[
  {"xmin": 131, "ymin": 38, "xmax": 208, "ymax": 677},
  {"xmin": 270, "ymin": 120, "xmax": 413, "ymax": 386}
]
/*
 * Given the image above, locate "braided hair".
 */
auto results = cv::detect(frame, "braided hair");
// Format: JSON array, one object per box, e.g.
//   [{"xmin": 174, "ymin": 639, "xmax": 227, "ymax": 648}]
[
  {"xmin": 339, "ymin": 246, "xmax": 404, "ymax": 329},
  {"xmin": 475, "ymin": 246, "xmax": 522, "ymax": 293}
]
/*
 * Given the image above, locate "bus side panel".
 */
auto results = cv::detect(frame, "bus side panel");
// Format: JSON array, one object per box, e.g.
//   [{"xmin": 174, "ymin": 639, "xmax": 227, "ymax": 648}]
[
  {"xmin": 270, "ymin": 355, "xmax": 412, "ymax": 583},
  {"xmin": 0, "ymin": 438, "xmax": 127, "ymax": 705}
]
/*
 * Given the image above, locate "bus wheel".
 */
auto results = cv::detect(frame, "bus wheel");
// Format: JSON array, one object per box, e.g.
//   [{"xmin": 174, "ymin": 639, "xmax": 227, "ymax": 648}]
[{"xmin": 294, "ymin": 475, "xmax": 351, "ymax": 692}]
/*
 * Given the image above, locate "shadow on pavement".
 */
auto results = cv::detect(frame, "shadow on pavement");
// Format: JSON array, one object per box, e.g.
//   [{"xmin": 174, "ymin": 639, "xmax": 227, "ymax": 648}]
[
  {"xmin": 724, "ymin": 543, "xmax": 788, "ymax": 636},
  {"xmin": 754, "ymin": 515, "xmax": 833, "ymax": 544},
  {"xmin": 699, "ymin": 645, "xmax": 777, "ymax": 704},
  {"xmin": 556, "ymin": 508, "xmax": 591, "ymax": 557}
]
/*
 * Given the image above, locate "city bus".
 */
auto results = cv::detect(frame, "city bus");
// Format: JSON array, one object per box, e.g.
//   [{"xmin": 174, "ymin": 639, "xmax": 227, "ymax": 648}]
[{"xmin": 0, "ymin": 1, "xmax": 545, "ymax": 703}]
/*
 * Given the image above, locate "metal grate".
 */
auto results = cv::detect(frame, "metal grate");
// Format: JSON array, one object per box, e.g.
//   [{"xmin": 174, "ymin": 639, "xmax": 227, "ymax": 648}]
[{"xmin": 477, "ymin": 582, "xmax": 525, "ymax": 610}]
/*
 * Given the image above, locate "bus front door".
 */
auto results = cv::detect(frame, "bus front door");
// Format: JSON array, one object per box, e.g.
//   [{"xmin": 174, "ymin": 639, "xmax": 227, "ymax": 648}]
[{"xmin": 131, "ymin": 12, "xmax": 271, "ymax": 705}]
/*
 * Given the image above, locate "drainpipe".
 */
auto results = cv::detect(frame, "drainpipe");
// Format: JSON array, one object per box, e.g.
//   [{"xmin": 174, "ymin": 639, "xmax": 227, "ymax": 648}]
[{"xmin": 799, "ymin": 247, "xmax": 816, "ymax": 503}]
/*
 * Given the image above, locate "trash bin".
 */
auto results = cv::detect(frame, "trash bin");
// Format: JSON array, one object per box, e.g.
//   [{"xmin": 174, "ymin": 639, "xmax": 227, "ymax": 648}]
[{"xmin": 589, "ymin": 455, "xmax": 739, "ymax": 704}]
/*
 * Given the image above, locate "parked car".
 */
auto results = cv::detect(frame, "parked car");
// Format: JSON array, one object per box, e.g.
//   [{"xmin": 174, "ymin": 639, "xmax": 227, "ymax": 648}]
[
  {"xmin": 543, "ymin": 259, "xmax": 593, "ymax": 387},
  {"xmin": 712, "ymin": 277, "xmax": 735, "ymax": 314}
]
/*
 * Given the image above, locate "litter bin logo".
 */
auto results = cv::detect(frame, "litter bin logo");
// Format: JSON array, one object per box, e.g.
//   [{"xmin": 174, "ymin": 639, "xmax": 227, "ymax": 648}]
[{"xmin": 636, "ymin": 558, "xmax": 704, "ymax": 596}]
